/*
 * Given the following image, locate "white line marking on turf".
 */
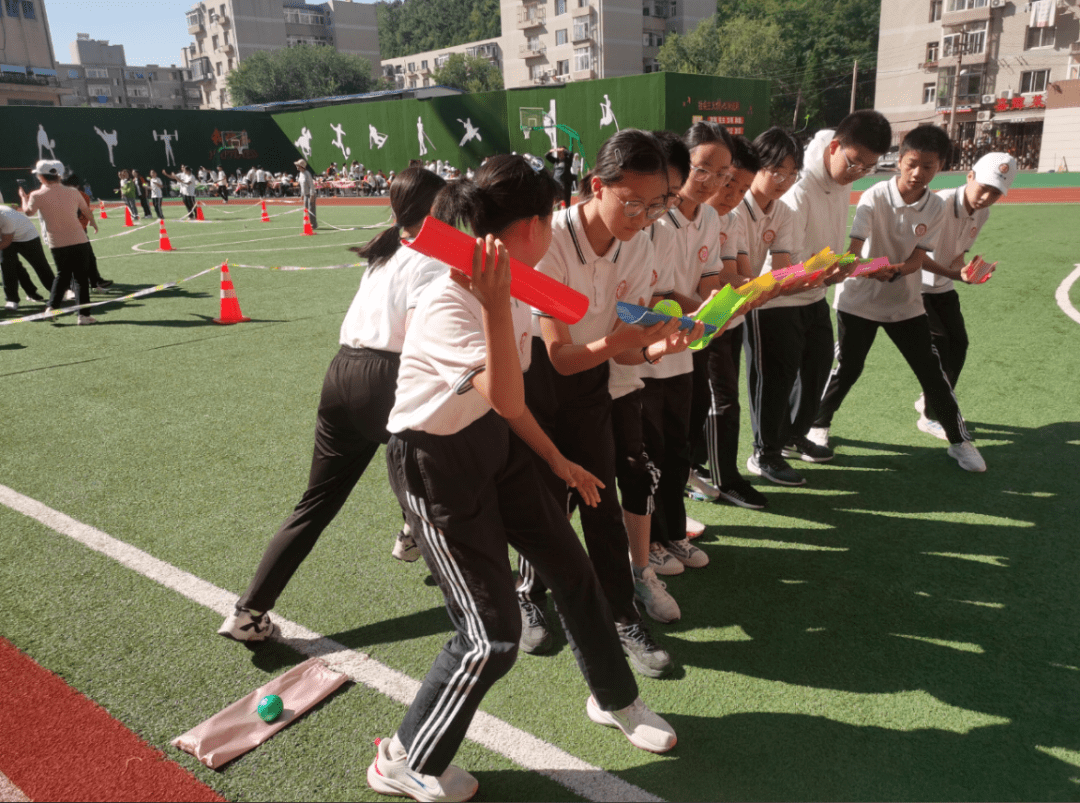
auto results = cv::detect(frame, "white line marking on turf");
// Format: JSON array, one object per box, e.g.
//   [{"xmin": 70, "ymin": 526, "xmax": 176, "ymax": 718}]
[
  {"xmin": 1055, "ymin": 264, "xmax": 1080, "ymax": 325},
  {"xmin": 0, "ymin": 483, "xmax": 661, "ymax": 803}
]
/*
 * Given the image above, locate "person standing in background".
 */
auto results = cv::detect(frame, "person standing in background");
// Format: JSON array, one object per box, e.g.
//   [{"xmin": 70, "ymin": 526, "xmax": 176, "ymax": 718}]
[
  {"xmin": 296, "ymin": 158, "xmax": 317, "ymax": 230},
  {"xmin": 133, "ymin": 170, "xmax": 152, "ymax": 218}
]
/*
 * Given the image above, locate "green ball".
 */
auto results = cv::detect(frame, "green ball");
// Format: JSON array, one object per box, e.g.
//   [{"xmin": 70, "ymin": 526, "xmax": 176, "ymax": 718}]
[
  {"xmin": 653, "ymin": 299, "xmax": 682, "ymax": 318},
  {"xmin": 257, "ymin": 694, "xmax": 283, "ymax": 722}
]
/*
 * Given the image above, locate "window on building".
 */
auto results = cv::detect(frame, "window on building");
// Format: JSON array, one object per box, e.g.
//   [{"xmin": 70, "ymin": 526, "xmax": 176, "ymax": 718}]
[
  {"xmin": 212, "ymin": 34, "xmax": 219, "ymax": 49},
  {"xmin": 21, "ymin": 0, "xmax": 34, "ymax": 19},
  {"xmin": 85, "ymin": 67, "xmax": 108, "ymax": 79},
  {"xmin": 129, "ymin": 86, "xmax": 149, "ymax": 97},
  {"xmin": 643, "ymin": 5, "xmax": 649, "ymax": 14},
  {"xmin": 670, "ymin": 0, "xmax": 676, "ymax": 15},
  {"xmin": 527, "ymin": 35, "xmax": 541, "ymax": 50},
  {"xmin": 936, "ymin": 64, "xmax": 985, "ymax": 104},
  {"xmin": 943, "ymin": 22, "xmax": 986, "ymax": 58},
  {"xmin": 227, "ymin": 58, "xmax": 233, "ymax": 70},
  {"xmin": 574, "ymin": 45, "xmax": 591, "ymax": 72},
  {"xmin": 5, "ymin": 0, "xmax": 20, "ymax": 16},
  {"xmin": 556, "ymin": 58, "xmax": 570, "ymax": 75},
  {"xmin": 573, "ymin": 18, "xmax": 590, "ymax": 40},
  {"xmin": 1025, "ymin": 26, "xmax": 1055, "ymax": 49},
  {"xmin": 930, "ymin": 0, "xmax": 942, "ymax": 21},
  {"xmin": 87, "ymin": 85, "xmax": 111, "ymax": 96},
  {"xmin": 421, "ymin": 59, "xmax": 428, "ymax": 70},
  {"xmin": 556, "ymin": 28, "xmax": 568, "ymax": 45},
  {"xmin": 926, "ymin": 41, "xmax": 939, "ymax": 62},
  {"xmin": 187, "ymin": 10, "xmax": 200, "ymax": 26},
  {"xmin": 1020, "ymin": 69, "xmax": 1049, "ymax": 93},
  {"xmin": 578, "ymin": 0, "xmax": 586, "ymax": 7},
  {"xmin": 923, "ymin": 83, "xmax": 936, "ymax": 104},
  {"xmin": 946, "ymin": 0, "xmax": 987, "ymax": 9},
  {"xmin": 1070, "ymin": 59, "xmax": 1080, "ymax": 80},
  {"xmin": 556, "ymin": 0, "xmax": 566, "ymax": 13},
  {"xmin": 215, "ymin": 62, "xmax": 222, "ymax": 76},
  {"xmin": 283, "ymin": 8, "xmax": 325, "ymax": 24},
  {"xmin": 531, "ymin": 64, "xmax": 545, "ymax": 80}
]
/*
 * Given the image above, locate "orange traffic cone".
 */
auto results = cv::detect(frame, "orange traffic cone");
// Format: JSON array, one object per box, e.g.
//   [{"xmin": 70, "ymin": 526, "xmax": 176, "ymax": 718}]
[
  {"xmin": 213, "ymin": 262, "xmax": 251, "ymax": 325},
  {"xmin": 124, "ymin": 205, "xmax": 134, "ymax": 227},
  {"xmin": 158, "ymin": 219, "xmax": 173, "ymax": 252},
  {"xmin": 99, "ymin": 200, "xmax": 108, "ymax": 220},
  {"xmin": 195, "ymin": 203, "xmax": 205, "ymax": 221},
  {"xmin": 302, "ymin": 208, "xmax": 315, "ymax": 236},
  {"xmin": 260, "ymin": 199, "xmax": 270, "ymax": 223}
]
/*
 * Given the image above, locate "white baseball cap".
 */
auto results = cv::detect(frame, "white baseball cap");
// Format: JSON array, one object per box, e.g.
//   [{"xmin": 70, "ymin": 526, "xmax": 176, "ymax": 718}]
[
  {"xmin": 972, "ymin": 152, "xmax": 1017, "ymax": 196},
  {"xmin": 33, "ymin": 159, "xmax": 65, "ymax": 178}
]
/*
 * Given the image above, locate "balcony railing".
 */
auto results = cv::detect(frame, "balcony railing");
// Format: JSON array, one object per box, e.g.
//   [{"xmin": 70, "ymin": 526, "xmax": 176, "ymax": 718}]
[
  {"xmin": 520, "ymin": 43, "xmax": 546, "ymax": 57},
  {"xmin": 517, "ymin": 6, "xmax": 546, "ymax": 28}
]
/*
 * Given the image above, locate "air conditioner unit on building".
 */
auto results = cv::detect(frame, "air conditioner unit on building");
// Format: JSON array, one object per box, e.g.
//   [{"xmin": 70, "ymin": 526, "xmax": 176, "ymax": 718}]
[
  {"xmin": 989, "ymin": 0, "xmax": 1004, "ymax": 7},
  {"xmin": 977, "ymin": 110, "xmax": 991, "ymax": 121},
  {"xmin": 981, "ymin": 94, "xmax": 995, "ymax": 104}
]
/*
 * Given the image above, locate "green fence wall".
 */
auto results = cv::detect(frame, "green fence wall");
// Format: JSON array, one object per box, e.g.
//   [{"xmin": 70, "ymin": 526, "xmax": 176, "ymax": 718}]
[
  {"xmin": 0, "ymin": 106, "xmax": 301, "ymax": 204},
  {"xmin": 0, "ymin": 73, "xmax": 769, "ymax": 203}
]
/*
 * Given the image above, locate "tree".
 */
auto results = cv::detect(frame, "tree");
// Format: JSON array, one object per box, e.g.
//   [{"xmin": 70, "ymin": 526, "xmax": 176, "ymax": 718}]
[
  {"xmin": 376, "ymin": 0, "xmax": 500, "ymax": 59},
  {"xmin": 225, "ymin": 45, "xmax": 376, "ymax": 106},
  {"xmin": 430, "ymin": 53, "xmax": 504, "ymax": 93},
  {"xmin": 657, "ymin": 15, "xmax": 788, "ymax": 80}
]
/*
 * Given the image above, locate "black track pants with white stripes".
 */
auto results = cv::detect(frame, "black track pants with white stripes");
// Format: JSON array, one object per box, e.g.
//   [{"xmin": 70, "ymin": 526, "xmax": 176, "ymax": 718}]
[
  {"xmin": 744, "ymin": 301, "xmax": 834, "ymax": 458},
  {"xmin": 687, "ymin": 326, "xmax": 745, "ymax": 487},
  {"xmin": 386, "ymin": 411, "xmax": 639, "ymax": 776},
  {"xmin": 813, "ymin": 310, "xmax": 970, "ymax": 445},
  {"xmin": 923, "ymin": 290, "xmax": 969, "ymax": 422}
]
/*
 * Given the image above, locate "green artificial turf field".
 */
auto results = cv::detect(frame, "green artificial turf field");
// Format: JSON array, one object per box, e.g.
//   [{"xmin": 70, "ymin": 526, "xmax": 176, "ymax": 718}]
[{"xmin": 2, "ymin": 199, "xmax": 1079, "ymax": 801}]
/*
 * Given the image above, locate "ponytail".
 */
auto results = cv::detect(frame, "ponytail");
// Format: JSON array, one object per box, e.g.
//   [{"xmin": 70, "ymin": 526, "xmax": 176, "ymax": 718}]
[
  {"xmin": 353, "ymin": 167, "xmax": 445, "ymax": 268},
  {"xmin": 432, "ymin": 154, "xmax": 558, "ymax": 238}
]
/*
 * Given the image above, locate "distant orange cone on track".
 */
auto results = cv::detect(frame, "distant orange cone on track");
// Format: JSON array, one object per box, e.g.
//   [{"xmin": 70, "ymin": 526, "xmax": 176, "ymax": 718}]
[
  {"xmin": 213, "ymin": 262, "xmax": 251, "ymax": 325},
  {"xmin": 195, "ymin": 203, "xmax": 205, "ymax": 221},
  {"xmin": 124, "ymin": 206, "xmax": 134, "ymax": 227},
  {"xmin": 158, "ymin": 219, "xmax": 174, "ymax": 252},
  {"xmin": 302, "ymin": 209, "xmax": 314, "ymax": 236},
  {"xmin": 99, "ymin": 201, "xmax": 108, "ymax": 220},
  {"xmin": 260, "ymin": 200, "xmax": 270, "ymax": 223}
]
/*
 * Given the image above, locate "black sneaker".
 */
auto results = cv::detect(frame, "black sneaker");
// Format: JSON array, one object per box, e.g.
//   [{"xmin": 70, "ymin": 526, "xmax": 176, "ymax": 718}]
[
  {"xmin": 782, "ymin": 436, "xmax": 834, "ymax": 463},
  {"xmin": 95, "ymin": 279, "xmax": 114, "ymax": 290},
  {"xmin": 518, "ymin": 598, "xmax": 553, "ymax": 654},
  {"xmin": 747, "ymin": 453, "xmax": 806, "ymax": 487},
  {"xmin": 716, "ymin": 479, "xmax": 767, "ymax": 509},
  {"xmin": 616, "ymin": 621, "xmax": 673, "ymax": 678}
]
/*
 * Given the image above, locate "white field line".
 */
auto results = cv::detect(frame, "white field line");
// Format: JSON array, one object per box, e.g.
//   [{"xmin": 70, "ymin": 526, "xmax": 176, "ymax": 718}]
[
  {"xmin": 1054, "ymin": 264, "xmax": 1080, "ymax": 326},
  {"xmin": 0, "ymin": 483, "xmax": 661, "ymax": 803}
]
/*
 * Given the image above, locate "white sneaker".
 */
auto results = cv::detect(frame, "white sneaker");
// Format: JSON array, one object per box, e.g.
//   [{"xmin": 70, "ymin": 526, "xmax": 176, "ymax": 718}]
[
  {"xmin": 666, "ymin": 538, "xmax": 709, "ymax": 568},
  {"xmin": 948, "ymin": 441, "xmax": 986, "ymax": 473},
  {"xmin": 917, "ymin": 415, "xmax": 948, "ymax": 441},
  {"xmin": 686, "ymin": 469, "xmax": 719, "ymax": 499},
  {"xmin": 77, "ymin": 314, "xmax": 97, "ymax": 326},
  {"xmin": 367, "ymin": 735, "xmax": 478, "ymax": 802},
  {"xmin": 4, "ymin": 301, "xmax": 17, "ymax": 311},
  {"xmin": 586, "ymin": 695, "xmax": 677, "ymax": 753},
  {"xmin": 392, "ymin": 529, "xmax": 421, "ymax": 562},
  {"xmin": 647, "ymin": 541, "xmax": 684, "ymax": 576},
  {"xmin": 914, "ymin": 394, "xmax": 926, "ymax": 414},
  {"xmin": 685, "ymin": 516, "xmax": 705, "ymax": 539},
  {"xmin": 634, "ymin": 564, "xmax": 680, "ymax": 623},
  {"xmin": 64, "ymin": 289, "xmax": 76, "ymax": 301},
  {"xmin": 217, "ymin": 606, "xmax": 276, "ymax": 642},
  {"xmin": 807, "ymin": 427, "xmax": 830, "ymax": 448}
]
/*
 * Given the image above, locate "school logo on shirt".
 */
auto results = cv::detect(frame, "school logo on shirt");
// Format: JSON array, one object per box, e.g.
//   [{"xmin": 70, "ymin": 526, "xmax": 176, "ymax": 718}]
[
  {"xmin": 999, "ymin": 162, "xmax": 1010, "ymax": 174},
  {"xmin": 762, "ymin": 229, "xmax": 776, "ymax": 244},
  {"xmin": 615, "ymin": 279, "xmax": 628, "ymax": 300},
  {"xmin": 914, "ymin": 223, "xmax": 927, "ymax": 237},
  {"xmin": 970, "ymin": 226, "xmax": 978, "ymax": 239},
  {"xmin": 650, "ymin": 269, "xmax": 658, "ymax": 287},
  {"xmin": 698, "ymin": 246, "xmax": 709, "ymax": 263},
  {"xmin": 520, "ymin": 331, "xmax": 528, "ymax": 355},
  {"xmin": 719, "ymin": 231, "xmax": 728, "ymax": 245}
]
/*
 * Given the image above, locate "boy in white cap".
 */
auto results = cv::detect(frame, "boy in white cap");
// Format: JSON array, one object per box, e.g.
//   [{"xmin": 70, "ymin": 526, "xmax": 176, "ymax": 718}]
[{"xmin": 916, "ymin": 151, "xmax": 1015, "ymax": 438}]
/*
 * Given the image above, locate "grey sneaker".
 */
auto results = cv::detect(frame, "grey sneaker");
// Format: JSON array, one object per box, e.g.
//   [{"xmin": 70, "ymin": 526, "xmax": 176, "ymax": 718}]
[
  {"xmin": 586, "ymin": 695, "xmax": 677, "ymax": 753},
  {"xmin": 617, "ymin": 621, "xmax": 672, "ymax": 678},
  {"xmin": 633, "ymin": 565, "xmax": 680, "ymax": 623},
  {"xmin": 948, "ymin": 441, "xmax": 986, "ymax": 472},
  {"xmin": 782, "ymin": 436, "xmax": 834, "ymax": 463},
  {"xmin": 666, "ymin": 538, "xmax": 709, "ymax": 569},
  {"xmin": 217, "ymin": 606, "xmax": 276, "ymax": 642},
  {"xmin": 391, "ymin": 529, "xmax": 421, "ymax": 562},
  {"xmin": 367, "ymin": 736, "xmax": 478, "ymax": 802},
  {"xmin": 77, "ymin": 314, "xmax": 97, "ymax": 326},
  {"xmin": 518, "ymin": 598, "xmax": 553, "ymax": 654},
  {"xmin": 917, "ymin": 415, "xmax": 948, "ymax": 441},
  {"xmin": 747, "ymin": 453, "xmax": 806, "ymax": 487},
  {"xmin": 647, "ymin": 541, "xmax": 685, "ymax": 576}
]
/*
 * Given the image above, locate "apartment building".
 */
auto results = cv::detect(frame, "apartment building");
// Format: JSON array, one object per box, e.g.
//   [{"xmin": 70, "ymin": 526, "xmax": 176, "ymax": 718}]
[
  {"xmin": 874, "ymin": 0, "xmax": 1080, "ymax": 169},
  {"xmin": 182, "ymin": 0, "xmax": 380, "ymax": 109},
  {"xmin": 59, "ymin": 34, "xmax": 201, "ymax": 110},
  {"xmin": 381, "ymin": 41, "xmax": 502, "ymax": 90},
  {"xmin": 380, "ymin": 0, "xmax": 714, "ymax": 90},
  {"xmin": 0, "ymin": 0, "xmax": 68, "ymax": 106}
]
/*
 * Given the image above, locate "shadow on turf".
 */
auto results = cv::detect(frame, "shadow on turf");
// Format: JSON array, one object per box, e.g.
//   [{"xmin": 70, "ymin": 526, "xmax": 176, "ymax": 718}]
[{"xmin": 648, "ymin": 420, "xmax": 1080, "ymax": 799}]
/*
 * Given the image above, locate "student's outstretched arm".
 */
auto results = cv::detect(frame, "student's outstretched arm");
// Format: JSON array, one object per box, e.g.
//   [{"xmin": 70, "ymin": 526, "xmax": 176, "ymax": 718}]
[
  {"xmin": 454, "ymin": 235, "xmax": 525, "ymax": 420},
  {"xmin": 507, "ymin": 407, "xmax": 604, "ymax": 507}
]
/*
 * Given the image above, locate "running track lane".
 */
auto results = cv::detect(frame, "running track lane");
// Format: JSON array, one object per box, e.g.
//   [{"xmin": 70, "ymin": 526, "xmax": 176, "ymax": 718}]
[{"xmin": 0, "ymin": 638, "xmax": 224, "ymax": 803}]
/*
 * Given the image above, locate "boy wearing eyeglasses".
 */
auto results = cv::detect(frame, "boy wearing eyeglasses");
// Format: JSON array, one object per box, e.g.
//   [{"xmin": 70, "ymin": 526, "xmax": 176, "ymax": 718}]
[
  {"xmin": 811, "ymin": 124, "xmax": 986, "ymax": 473},
  {"xmin": 773, "ymin": 110, "xmax": 893, "ymax": 474},
  {"xmin": 735, "ymin": 127, "xmax": 814, "ymax": 487}
]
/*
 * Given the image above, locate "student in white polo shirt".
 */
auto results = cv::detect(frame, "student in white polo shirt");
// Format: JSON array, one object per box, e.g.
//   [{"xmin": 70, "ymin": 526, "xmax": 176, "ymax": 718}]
[
  {"xmin": 917, "ymin": 151, "xmax": 1015, "ymax": 439},
  {"xmin": 642, "ymin": 124, "xmax": 732, "ymax": 579},
  {"xmin": 777, "ymin": 111, "xmax": 894, "ymax": 465},
  {"xmin": 369, "ymin": 155, "xmax": 676, "ymax": 802},
  {"xmin": 516, "ymin": 130, "xmax": 701, "ymax": 678},
  {"xmin": 0, "ymin": 204, "xmax": 53, "ymax": 310},
  {"xmin": 217, "ymin": 167, "xmax": 447, "ymax": 643},
  {"xmin": 810, "ymin": 124, "xmax": 986, "ymax": 472}
]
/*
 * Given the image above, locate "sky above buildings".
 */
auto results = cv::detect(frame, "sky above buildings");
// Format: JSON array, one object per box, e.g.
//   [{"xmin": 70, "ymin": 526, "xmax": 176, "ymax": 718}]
[{"xmin": 47, "ymin": 0, "xmax": 198, "ymax": 68}]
